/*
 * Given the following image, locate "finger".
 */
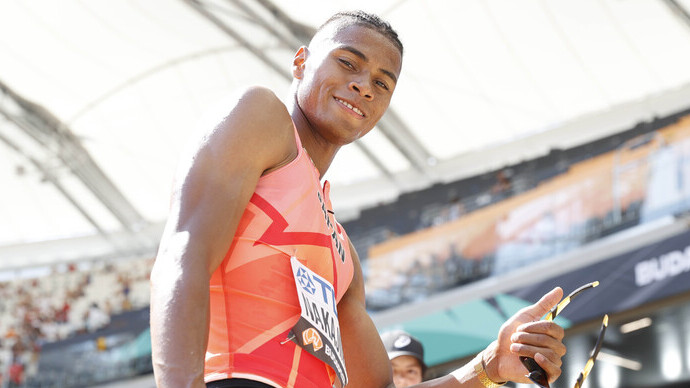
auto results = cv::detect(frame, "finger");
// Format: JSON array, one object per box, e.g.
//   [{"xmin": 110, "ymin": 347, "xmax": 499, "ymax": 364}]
[
  {"xmin": 535, "ymin": 352, "xmax": 563, "ymax": 384},
  {"xmin": 510, "ymin": 332, "xmax": 566, "ymax": 358},
  {"xmin": 516, "ymin": 321, "xmax": 565, "ymax": 341},
  {"xmin": 510, "ymin": 343, "xmax": 564, "ymax": 371},
  {"xmin": 519, "ymin": 287, "xmax": 563, "ymax": 321}
]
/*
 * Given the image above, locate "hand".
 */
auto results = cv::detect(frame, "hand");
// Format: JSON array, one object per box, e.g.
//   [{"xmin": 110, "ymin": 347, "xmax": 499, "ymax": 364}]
[{"xmin": 483, "ymin": 287, "xmax": 566, "ymax": 385}]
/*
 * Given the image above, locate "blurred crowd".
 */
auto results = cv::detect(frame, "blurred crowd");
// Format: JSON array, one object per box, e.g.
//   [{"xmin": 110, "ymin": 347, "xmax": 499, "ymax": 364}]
[
  {"xmin": 0, "ymin": 258, "xmax": 153, "ymax": 387},
  {"xmin": 359, "ymin": 127, "xmax": 690, "ymax": 311}
]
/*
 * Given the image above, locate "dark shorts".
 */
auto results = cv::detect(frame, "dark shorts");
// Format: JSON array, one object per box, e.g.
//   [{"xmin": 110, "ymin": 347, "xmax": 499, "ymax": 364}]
[{"xmin": 206, "ymin": 378, "xmax": 274, "ymax": 388}]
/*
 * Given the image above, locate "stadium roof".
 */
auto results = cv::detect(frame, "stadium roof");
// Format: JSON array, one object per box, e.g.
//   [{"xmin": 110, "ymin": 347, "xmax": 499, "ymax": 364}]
[{"xmin": 2, "ymin": 0, "xmax": 690, "ymax": 270}]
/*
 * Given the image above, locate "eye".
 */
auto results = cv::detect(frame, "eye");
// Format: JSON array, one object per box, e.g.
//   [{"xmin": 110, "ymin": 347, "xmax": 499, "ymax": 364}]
[
  {"xmin": 375, "ymin": 80, "xmax": 389, "ymax": 90},
  {"xmin": 339, "ymin": 58, "xmax": 354, "ymax": 69}
]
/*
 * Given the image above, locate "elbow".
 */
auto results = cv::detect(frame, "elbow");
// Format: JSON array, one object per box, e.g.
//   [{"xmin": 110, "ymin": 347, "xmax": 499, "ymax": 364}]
[{"xmin": 150, "ymin": 252, "xmax": 211, "ymax": 303}]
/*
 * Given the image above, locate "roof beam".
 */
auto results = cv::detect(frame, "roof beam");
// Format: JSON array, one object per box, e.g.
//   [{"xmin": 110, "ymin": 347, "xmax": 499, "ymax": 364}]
[
  {"xmin": 184, "ymin": 0, "xmax": 291, "ymax": 82},
  {"xmin": 252, "ymin": 0, "xmax": 316, "ymax": 43},
  {"xmin": 663, "ymin": 0, "xmax": 690, "ymax": 32},
  {"xmin": 0, "ymin": 130, "xmax": 108, "ymax": 237},
  {"xmin": 0, "ymin": 79, "xmax": 150, "ymax": 246}
]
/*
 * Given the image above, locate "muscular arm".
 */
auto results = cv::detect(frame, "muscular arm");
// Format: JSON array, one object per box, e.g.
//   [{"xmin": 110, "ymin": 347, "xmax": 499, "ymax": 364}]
[
  {"xmin": 337, "ymin": 241, "xmax": 395, "ymax": 388},
  {"xmin": 338, "ymin": 240, "xmax": 565, "ymax": 388},
  {"xmin": 149, "ymin": 87, "xmax": 296, "ymax": 388},
  {"xmin": 337, "ymin": 242, "xmax": 461, "ymax": 388}
]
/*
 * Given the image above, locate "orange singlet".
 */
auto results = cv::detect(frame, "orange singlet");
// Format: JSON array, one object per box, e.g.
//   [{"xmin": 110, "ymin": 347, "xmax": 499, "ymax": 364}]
[{"xmin": 205, "ymin": 124, "xmax": 355, "ymax": 388}]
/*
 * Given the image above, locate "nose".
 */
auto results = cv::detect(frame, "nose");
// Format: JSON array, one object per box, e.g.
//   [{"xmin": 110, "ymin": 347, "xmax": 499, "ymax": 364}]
[
  {"xmin": 349, "ymin": 80, "xmax": 373, "ymax": 101},
  {"xmin": 393, "ymin": 376, "xmax": 412, "ymax": 388}
]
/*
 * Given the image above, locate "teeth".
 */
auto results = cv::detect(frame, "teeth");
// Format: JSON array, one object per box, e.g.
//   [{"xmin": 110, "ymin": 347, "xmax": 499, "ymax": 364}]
[{"xmin": 336, "ymin": 98, "xmax": 364, "ymax": 116}]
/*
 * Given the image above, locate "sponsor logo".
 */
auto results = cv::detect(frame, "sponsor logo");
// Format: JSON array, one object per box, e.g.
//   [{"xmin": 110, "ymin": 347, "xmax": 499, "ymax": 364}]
[
  {"xmin": 303, "ymin": 328, "xmax": 323, "ymax": 351},
  {"xmin": 317, "ymin": 191, "xmax": 347, "ymax": 263},
  {"xmin": 300, "ymin": 292, "xmax": 340, "ymax": 349},
  {"xmin": 634, "ymin": 245, "xmax": 690, "ymax": 287},
  {"xmin": 296, "ymin": 267, "xmax": 317, "ymax": 295},
  {"xmin": 325, "ymin": 342, "xmax": 345, "ymax": 381}
]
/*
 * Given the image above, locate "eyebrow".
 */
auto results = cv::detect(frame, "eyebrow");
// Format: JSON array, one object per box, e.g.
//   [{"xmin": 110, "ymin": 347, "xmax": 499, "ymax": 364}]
[{"xmin": 338, "ymin": 45, "xmax": 398, "ymax": 85}]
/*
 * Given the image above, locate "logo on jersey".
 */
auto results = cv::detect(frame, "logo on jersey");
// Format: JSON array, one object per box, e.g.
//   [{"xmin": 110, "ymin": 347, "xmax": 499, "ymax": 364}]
[
  {"xmin": 302, "ymin": 328, "xmax": 323, "ymax": 351},
  {"xmin": 296, "ymin": 267, "xmax": 317, "ymax": 295},
  {"xmin": 317, "ymin": 191, "xmax": 347, "ymax": 263}
]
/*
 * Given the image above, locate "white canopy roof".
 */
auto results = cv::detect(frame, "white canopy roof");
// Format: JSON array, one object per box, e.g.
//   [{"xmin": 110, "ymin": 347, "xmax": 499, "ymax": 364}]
[{"xmin": 2, "ymin": 0, "xmax": 690, "ymax": 270}]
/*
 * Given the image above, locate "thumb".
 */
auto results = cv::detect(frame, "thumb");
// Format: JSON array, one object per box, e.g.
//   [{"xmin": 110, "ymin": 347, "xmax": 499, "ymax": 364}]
[{"xmin": 522, "ymin": 287, "xmax": 563, "ymax": 321}]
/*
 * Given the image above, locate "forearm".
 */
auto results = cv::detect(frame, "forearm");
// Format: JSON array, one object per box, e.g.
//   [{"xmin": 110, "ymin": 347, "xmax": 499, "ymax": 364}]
[
  {"xmin": 150, "ymin": 252, "xmax": 210, "ymax": 388},
  {"xmin": 407, "ymin": 343, "xmax": 503, "ymax": 388},
  {"xmin": 404, "ymin": 362, "xmax": 488, "ymax": 388}
]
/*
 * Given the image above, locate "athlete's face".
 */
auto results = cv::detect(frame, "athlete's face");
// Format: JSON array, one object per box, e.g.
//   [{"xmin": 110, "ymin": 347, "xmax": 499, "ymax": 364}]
[
  {"xmin": 293, "ymin": 24, "xmax": 402, "ymax": 145},
  {"xmin": 391, "ymin": 355, "xmax": 424, "ymax": 387}
]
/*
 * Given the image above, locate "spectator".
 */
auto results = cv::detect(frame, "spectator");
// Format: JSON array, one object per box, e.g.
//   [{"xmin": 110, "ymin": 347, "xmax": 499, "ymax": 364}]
[
  {"xmin": 8, "ymin": 356, "xmax": 24, "ymax": 388},
  {"xmin": 448, "ymin": 196, "xmax": 466, "ymax": 221},
  {"xmin": 54, "ymin": 300, "xmax": 70, "ymax": 324},
  {"xmin": 119, "ymin": 275, "xmax": 132, "ymax": 311},
  {"xmin": 490, "ymin": 169, "xmax": 513, "ymax": 200},
  {"xmin": 381, "ymin": 330, "xmax": 427, "ymax": 387},
  {"xmin": 86, "ymin": 303, "xmax": 111, "ymax": 332}
]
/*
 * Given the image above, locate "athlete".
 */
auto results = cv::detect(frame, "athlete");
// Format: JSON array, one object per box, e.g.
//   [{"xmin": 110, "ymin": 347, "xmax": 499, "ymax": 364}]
[{"xmin": 150, "ymin": 10, "xmax": 566, "ymax": 388}]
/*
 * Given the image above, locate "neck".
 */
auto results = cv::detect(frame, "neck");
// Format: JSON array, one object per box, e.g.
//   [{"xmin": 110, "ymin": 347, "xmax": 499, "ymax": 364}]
[{"xmin": 288, "ymin": 95, "xmax": 341, "ymax": 180}]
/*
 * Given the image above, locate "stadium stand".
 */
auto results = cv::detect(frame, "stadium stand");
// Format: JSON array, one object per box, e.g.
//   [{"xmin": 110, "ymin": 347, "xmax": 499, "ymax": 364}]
[
  {"xmin": 0, "ymin": 258, "xmax": 153, "ymax": 387},
  {"xmin": 345, "ymin": 110, "xmax": 690, "ymax": 310}
]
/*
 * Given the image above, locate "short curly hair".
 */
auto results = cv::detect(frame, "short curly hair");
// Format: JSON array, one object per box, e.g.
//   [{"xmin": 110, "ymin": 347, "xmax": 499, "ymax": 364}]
[{"xmin": 312, "ymin": 10, "xmax": 403, "ymax": 57}]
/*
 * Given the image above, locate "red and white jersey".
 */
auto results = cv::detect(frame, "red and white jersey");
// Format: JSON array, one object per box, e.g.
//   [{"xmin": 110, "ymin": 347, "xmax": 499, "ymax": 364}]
[{"xmin": 205, "ymin": 124, "xmax": 355, "ymax": 388}]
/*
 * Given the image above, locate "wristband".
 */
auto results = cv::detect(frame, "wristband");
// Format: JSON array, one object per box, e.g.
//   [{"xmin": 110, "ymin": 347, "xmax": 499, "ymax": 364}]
[
  {"xmin": 450, "ymin": 351, "xmax": 506, "ymax": 387},
  {"xmin": 473, "ymin": 352, "xmax": 506, "ymax": 388}
]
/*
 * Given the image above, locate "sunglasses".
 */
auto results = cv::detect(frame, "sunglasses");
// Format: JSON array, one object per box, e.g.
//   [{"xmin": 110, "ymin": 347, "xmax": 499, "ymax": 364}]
[{"xmin": 519, "ymin": 282, "xmax": 609, "ymax": 388}]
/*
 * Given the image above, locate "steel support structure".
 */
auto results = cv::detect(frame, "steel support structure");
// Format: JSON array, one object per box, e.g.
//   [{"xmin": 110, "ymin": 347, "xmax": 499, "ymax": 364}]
[{"xmin": 0, "ymin": 79, "xmax": 152, "ymax": 251}]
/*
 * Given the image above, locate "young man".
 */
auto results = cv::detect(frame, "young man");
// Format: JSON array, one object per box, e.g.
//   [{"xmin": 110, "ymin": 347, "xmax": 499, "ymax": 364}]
[
  {"xmin": 150, "ymin": 10, "xmax": 566, "ymax": 388},
  {"xmin": 381, "ymin": 330, "xmax": 426, "ymax": 387}
]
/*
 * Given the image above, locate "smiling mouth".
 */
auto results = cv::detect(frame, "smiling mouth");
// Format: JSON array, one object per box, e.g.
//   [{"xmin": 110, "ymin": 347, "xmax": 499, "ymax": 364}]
[{"xmin": 334, "ymin": 97, "xmax": 365, "ymax": 117}]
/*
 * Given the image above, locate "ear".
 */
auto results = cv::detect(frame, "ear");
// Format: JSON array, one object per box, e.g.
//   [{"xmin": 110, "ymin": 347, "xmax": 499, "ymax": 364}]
[{"xmin": 292, "ymin": 46, "xmax": 308, "ymax": 79}]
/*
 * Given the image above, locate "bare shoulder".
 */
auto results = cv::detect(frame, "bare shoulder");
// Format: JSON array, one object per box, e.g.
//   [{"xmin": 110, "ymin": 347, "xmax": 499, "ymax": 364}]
[
  {"xmin": 162, "ymin": 86, "xmax": 297, "ymax": 271},
  {"xmin": 187, "ymin": 85, "xmax": 296, "ymax": 175},
  {"xmin": 231, "ymin": 85, "xmax": 290, "ymax": 125},
  {"xmin": 210, "ymin": 86, "xmax": 293, "ymax": 144}
]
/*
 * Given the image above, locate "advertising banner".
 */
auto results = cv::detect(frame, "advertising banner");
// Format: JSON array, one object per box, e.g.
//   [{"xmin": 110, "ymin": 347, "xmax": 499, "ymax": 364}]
[{"xmin": 508, "ymin": 229, "xmax": 690, "ymax": 324}]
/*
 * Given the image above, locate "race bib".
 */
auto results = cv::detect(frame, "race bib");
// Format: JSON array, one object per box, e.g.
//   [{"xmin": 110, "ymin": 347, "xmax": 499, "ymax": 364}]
[{"xmin": 289, "ymin": 257, "xmax": 348, "ymax": 386}]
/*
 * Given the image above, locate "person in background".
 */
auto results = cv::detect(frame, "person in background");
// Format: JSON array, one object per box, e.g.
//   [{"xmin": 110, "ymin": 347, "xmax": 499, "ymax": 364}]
[{"xmin": 381, "ymin": 330, "xmax": 426, "ymax": 387}]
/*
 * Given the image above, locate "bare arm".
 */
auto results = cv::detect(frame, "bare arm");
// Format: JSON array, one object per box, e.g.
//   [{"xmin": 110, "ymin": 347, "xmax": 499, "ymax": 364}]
[
  {"xmin": 337, "ymin": 241, "xmax": 396, "ymax": 388},
  {"xmin": 149, "ymin": 87, "xmax": 296, "ymax": 388},
  {"xmin": 338, "ymin": 240, "xmax": 565, "ymax": 388},
  {"xmin": 337, "ymin": 242, "xmax": 467, "ymax": 388}
]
